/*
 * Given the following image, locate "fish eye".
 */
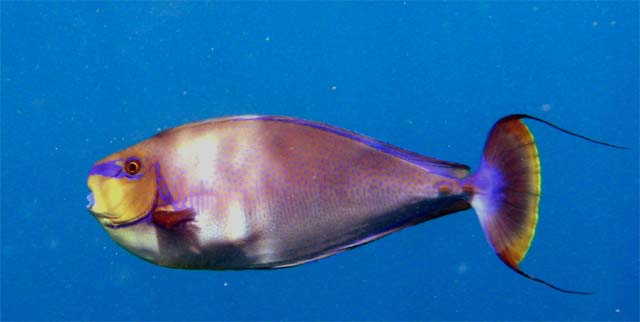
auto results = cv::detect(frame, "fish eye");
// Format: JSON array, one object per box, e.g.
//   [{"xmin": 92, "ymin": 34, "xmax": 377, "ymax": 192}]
[{"xmin": 124, "ymin": 159, "xmax": 142, "ymax": 176}]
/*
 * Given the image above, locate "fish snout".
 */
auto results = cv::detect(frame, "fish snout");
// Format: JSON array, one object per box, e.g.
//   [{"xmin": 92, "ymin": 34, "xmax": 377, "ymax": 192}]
[{"xmin": 86, "ymin": 192, "xmax": 117, "ymax": 221}]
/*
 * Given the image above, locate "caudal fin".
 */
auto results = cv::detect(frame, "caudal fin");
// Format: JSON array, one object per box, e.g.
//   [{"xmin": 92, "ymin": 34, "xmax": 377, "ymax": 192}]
[{"xmin": 466, "ymin": 114, "xmax": 623, "ymax": 294}]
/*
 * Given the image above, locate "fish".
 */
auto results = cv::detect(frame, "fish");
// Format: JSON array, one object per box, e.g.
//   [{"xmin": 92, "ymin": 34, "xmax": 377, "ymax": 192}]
[{"xmin": 87, "ymin": 114, "xmax": 622, "ymax": 293}]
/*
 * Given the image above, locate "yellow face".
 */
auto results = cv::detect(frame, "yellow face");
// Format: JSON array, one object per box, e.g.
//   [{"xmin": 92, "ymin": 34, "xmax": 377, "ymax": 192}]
[{"xmin": 87, "ymin": 146, "xmax": 158, "ymax": 227}]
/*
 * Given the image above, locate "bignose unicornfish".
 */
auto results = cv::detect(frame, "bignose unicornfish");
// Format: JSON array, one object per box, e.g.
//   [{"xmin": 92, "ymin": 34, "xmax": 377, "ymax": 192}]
[{"xmin": 87, "ymin": 114, "xmax": 622, "ymax": 294}]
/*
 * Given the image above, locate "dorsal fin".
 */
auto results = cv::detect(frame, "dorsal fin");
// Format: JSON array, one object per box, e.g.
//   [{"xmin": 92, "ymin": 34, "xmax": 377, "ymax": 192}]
[
  {"xmin": 243, "ymin": 116, "xmax": 471, "ymax": 178},
  {"xmin": 153, "ymin": 115, "xmax": 470, "ymax": 178}
]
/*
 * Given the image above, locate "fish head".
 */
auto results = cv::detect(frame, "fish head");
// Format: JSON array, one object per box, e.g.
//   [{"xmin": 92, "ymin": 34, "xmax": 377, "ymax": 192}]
[{"xmin": 87, "ymin": 144, "xmax": 158, "ymax": 227}]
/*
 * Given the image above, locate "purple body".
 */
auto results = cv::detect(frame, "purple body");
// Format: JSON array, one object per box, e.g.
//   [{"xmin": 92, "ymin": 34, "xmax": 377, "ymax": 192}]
[{"xmin": 88, "ymin": 116, "xmax": 470, "ymax": 269}]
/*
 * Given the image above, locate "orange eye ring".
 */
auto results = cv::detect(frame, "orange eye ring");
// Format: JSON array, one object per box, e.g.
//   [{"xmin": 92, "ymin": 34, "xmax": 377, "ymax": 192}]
[{"xmin": 124, "ymin": 159, "xmax": 142, "ymax": 175}]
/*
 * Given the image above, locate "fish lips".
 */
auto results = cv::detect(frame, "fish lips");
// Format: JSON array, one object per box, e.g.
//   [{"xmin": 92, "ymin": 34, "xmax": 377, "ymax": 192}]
[{"xmin": 86, "ymin": 192, "xmax": 95, "ymax": 209}]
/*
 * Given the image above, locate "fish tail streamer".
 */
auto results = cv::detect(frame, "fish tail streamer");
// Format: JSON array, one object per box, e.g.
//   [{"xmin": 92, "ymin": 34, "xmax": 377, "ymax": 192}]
[{"xmin": 466, "ymin": 114, "xmax": 601, "ymax": 294}]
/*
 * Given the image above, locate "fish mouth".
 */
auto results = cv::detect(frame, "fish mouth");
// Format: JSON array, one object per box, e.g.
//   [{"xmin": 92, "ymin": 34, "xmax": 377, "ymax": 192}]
[
  {"xmin": 86, "ymin": 192, "xmax": 118, "ymax": 220},
  {"xmin": 86, "ymin": 192, "xmax": 150, "ymax": 228},
  {"xmin": 86, "ymin": 193, "xmax": 95, "ymax": 209}
]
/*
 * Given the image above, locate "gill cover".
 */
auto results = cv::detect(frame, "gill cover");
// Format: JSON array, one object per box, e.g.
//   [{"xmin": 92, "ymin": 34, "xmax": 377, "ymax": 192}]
[{"xmin": 87, "ymin": 158, "xmax": 157, "ymax": 226}]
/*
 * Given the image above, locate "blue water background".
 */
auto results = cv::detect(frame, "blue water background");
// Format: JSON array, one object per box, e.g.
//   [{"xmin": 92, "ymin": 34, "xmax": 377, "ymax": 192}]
[{"xmin": 2, "ymin": 2, "xmax": 638, "ymax": 321}]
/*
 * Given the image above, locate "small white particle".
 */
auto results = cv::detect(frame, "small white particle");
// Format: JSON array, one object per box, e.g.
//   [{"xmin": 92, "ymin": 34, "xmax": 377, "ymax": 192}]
[
  {"xmin": 265, "ymin": 36, "xmax": 270, "ymax": 41},
  {"xmin": 223, "ymin": 282, "xmax": 229, "ymax": 287},
  {"xmin": 47, "ymin": 239, "xmax": 59, "ymax": 250},
  {"xmin": 615, "ymin": 308, "xmax": 621, "ymax": 313},
  {"xmin": 156, "ymin": 127, "xmax": 162, "ymax": 132},
  {"xmin": 331, "ymin": 85, "xmax": 337, "ymax": 91},
  {"xmin": 541, "ymin": 103, "xmax": 552, "ymax": 112},
  {"xmin": 182, "ymin": 90, "xmax": 187, "ymax": 95},
  {"xmin": 54, "ymin": 146, "xmax": 59, "ymax": 151},
  {"xmin": 592, "ymin": 21, "xmax": 599, "ymax": 27},
  {"xmin": 610, "ymin": 20, "xmax": 616, "ymax": 25}
]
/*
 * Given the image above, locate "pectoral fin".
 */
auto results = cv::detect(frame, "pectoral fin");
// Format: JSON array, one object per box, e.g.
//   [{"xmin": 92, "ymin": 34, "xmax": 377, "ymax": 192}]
[{"xmin": 152, "ymin": 208, "xmax": 196, "ymax": 229}]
